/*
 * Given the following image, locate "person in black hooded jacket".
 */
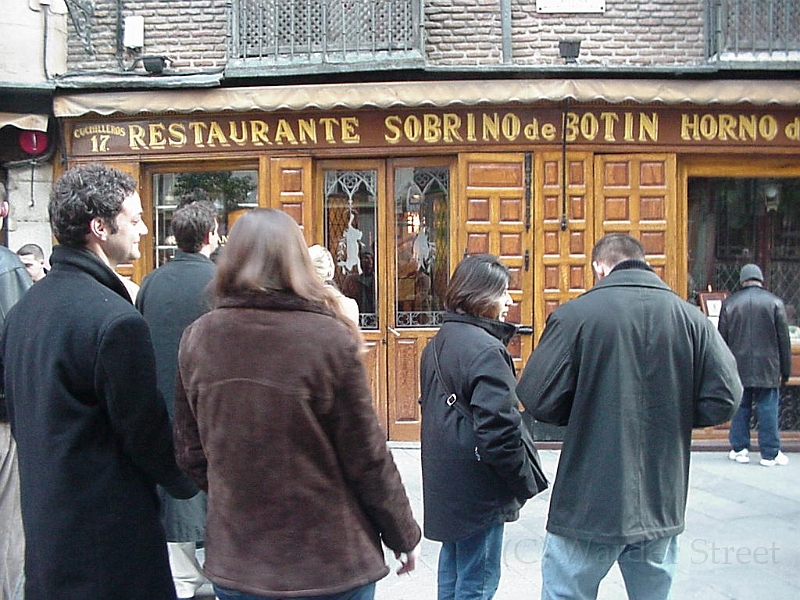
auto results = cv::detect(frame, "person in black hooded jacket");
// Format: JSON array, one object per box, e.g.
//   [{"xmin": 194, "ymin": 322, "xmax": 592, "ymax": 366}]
[
  {"xmin": 719, "ymin": 263, "xmax": 791, "ymax": 467},
  {"xmin": 419, "ymin": 253, "xmax": 538, "ymax": 600}
]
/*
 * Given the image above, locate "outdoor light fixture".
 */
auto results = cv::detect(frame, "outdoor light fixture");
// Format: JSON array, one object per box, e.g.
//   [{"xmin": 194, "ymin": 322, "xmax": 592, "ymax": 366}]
[
  {"xmin": 141, "ymin": 56, "xmax": 169, "ymax": 74},
  {"xmin": 559, "ymin": 39, "xmax": 582, "ymax": 64},
  {"xmin": 764, "ymin": 181, "xmax": 781, "ymax": 212}
]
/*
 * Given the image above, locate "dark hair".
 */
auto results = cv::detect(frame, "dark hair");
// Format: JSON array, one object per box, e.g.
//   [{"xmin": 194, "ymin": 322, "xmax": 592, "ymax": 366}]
[
  {"xmin": 591, "ymin": 233, "xmax": 645, "ymax": 267},
  {"xmin": 445, "ymin": 254, "xmax": 510, "ymax": 318},
  {"xmin": 171, "ymin": 200, "xmax": 217, "ymax": 253},
  {"xmin": 48, "ymin": 163, "xmax": 137, "ymax": 248},
  {"xmin": 213, "ymin": 208, "xmax": 363, "ymax": 345},
  {"xmin": 177, "ymin": 187, "xmax": 212, "ymax": 206},
  {"xmin": 17, "ymin": 243, "xmax": 44, "ymax": 261}
]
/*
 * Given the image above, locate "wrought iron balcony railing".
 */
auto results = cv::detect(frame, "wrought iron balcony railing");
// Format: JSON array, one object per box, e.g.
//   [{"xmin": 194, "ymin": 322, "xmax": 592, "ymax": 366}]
[
  {"xmin": 709, "ymin": 0, "xmax": 800, "ymax": 64},
  {"xmin": 227, "ymin": 0, "xmax": 424, "ymax": 75}
]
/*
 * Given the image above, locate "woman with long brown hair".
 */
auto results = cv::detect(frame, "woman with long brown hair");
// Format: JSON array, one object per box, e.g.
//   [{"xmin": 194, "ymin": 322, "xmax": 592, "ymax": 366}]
[{"xmin": 173, "ymin": 208, "xmax": 420, "ymax": 600}]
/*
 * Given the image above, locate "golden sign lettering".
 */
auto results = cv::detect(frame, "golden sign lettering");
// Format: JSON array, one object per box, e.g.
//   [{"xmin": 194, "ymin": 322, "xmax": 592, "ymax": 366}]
[
  {"xmin": 680, "ymin": 114, "xmax": 779, "ymax": 142},
  {"xmin": 127, "ymin": 117, "xmax": 362, "ymax": 150},
  {"xmin": 71, "ymin": 108, "xmax": 800, "ymax": 156}
]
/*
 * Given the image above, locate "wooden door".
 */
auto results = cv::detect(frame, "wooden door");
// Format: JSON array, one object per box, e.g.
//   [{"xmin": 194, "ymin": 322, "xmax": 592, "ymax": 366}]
[
  {"xmin": 458, "ymin": 153, "xmax": 533, "ymax": 372},
  {"xmin": 595, "ymin": 154, "xmax": 679, "ymax": 289},
  {"xmin": 534, "ymin": 152, "xmax": 594, "ymax": 341}
]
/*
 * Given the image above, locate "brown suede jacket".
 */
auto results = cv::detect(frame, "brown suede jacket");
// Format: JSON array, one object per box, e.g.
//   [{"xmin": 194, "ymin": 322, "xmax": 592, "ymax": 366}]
[{"xmin": 174, "ymin": 290, "xmax": 420, "ymax": 597}]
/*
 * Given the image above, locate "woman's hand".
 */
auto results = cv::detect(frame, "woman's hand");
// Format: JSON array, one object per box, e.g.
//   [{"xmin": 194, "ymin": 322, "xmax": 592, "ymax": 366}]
[{"xmin": 394, "ymin": 543, "xmax": 421, "ymax": 575}]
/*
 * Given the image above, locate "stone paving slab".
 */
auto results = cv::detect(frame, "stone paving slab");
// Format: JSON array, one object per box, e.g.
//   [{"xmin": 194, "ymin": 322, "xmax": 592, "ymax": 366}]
[{"xmin": 377, "ymin": 446, "xmax": 800, "ymax": 600}]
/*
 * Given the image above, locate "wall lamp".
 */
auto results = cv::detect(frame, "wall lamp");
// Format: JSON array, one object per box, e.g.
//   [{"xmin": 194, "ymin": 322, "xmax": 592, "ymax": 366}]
[
  {"xmin": 764, "ymin": 181, "xmax": 781, "ymax": 212},
  {"xmin": 140, "ymin": 55, "xmax": 170, "ymax": 74},
  {"xmin": 559, "ymin": 39, "xmax": 582, "ymax": 64}
]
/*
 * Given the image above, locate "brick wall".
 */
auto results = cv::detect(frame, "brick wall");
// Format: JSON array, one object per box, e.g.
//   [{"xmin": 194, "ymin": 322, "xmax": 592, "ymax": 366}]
[
  {"xmin": 426, "ymin": 0, "xmax": 504, "ymax": 65},
  {"xmin": 66, "ymin": 1, "xmax": 708, "ymax": 74},
  {"xmin": 509, "ymin": 0, "xmax": 707, "ymax": 67},
  {"xmin": 424, "ymin": 0, "xmax": 707, "ymax": 67},
  {"xmin": 67, "ymin": 1, "xmax": 227, "ymax": 73}
]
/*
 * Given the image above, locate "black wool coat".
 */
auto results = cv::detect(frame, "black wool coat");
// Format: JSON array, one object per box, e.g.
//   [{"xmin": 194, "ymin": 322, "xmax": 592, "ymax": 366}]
[
  {"xmin": 517, "ymin": 263, "xmax": 742, "ymax": 545},
  {"xmin": 419, "ymin": 312, "xmax": 538, "ymax": 542},
  {"xmin": 137, "ymin": 251, "xmax": 216, "ymax": 542},
  {"xmin": 1, "ymin": 245, "xmax": 196, "ymax": 600}
]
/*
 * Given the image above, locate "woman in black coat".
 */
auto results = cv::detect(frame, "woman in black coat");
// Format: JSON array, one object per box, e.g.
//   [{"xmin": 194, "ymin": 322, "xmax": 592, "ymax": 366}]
[{"xmin": 419, "ymin": 254, "xmax": 538, "ymax": 600}]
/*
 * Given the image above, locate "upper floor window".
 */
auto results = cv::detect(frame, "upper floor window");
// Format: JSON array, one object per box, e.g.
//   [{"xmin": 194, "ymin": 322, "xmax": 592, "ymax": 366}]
[
  {"xmin": 228, "ymin": 0, "xmax": 424, "ymax": 76},
  {"xmin": 709, "ymin": 0, "xmax": 800, "ymax": 63}
]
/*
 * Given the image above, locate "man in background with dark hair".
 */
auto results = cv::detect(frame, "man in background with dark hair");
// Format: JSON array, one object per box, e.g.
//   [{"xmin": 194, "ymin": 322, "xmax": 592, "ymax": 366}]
[
  {"xmin": 517, "ymin": 233, "xmax": 742, "ymax": 600},
  {"xmin": 0, "ymin": 192, "xmax": 32, "ymax": 600},
  {"xmin": 1, "ymin": 163, "xmax": 197, "ymax": 600},
  {"xmin": 136, "ymin": 199, "xmax": 219, "ymax": 600},
  {"xmin": 16, "ymin": 243, "xmax": 47, "ymax": 283}
]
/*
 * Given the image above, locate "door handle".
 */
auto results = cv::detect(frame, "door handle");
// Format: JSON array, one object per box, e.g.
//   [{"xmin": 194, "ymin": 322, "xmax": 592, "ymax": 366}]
[
  {"xmin": 387, "ymin": 326, "xmax": 401, "ymax": 337},
  {"xmin": 517, "ymin": 325, "xmax": 534, "ymax": 335}
]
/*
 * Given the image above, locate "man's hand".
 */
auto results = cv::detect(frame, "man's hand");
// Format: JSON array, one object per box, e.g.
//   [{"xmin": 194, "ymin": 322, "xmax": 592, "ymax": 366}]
[{"xmin": 394, "ymin": 543, "xmax": 421, "ymax": 575}]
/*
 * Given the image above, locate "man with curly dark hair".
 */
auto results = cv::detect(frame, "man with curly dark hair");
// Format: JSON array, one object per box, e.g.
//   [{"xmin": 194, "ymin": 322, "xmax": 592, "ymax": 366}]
[{"xmin": 1, "ymin": 163, "xmax": 198, "ymax": 600}]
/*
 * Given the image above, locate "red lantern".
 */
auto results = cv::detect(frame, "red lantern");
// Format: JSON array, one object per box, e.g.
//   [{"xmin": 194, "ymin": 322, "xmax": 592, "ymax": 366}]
[{"xmin": 19, "ymin": 130, "xmax": 49, "ymax": 156}]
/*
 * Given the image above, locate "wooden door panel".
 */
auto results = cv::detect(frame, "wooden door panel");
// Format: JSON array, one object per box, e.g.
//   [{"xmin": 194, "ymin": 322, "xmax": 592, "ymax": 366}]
[
  {"xmin": 595, "ymin": 154, "xmax": 677, "ymax": 288},
  {"xmin": 459, "ymin": 153, "xmax": 532, "ymax": 370},
  {"xmin": 361, "ymin": 336, "xmax": 387, "ymax": 434},
  {"xmin": 388, "ymin": 333, "xmax": 427, "ymax": 440},
  {"xmin": 534, "ymin": 152, "xmax": 594, "ymax": 341},
  {"xmin": 269, "ymin": 156, "xmax": 314, "ymax": 243}
]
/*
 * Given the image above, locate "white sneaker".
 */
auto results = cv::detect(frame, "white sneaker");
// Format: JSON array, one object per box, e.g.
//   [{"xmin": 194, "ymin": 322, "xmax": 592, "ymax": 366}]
[
  {"xmin": 760, "ymin": 451, "xmax": 789, "ymax": 467},
  {"xmin": 729, "ymin": 449, "xmax": 750, "ymax": 463}
]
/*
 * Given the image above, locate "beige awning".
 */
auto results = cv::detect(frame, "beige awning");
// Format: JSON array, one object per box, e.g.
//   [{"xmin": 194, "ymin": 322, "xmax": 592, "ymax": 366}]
[
  {"xmin": 0, "ymin": 112, "xmax": 49, "ymax": 131},
  {"xmin": 53, "ymin": 79, "xmax": 800, "ymax": 118}
]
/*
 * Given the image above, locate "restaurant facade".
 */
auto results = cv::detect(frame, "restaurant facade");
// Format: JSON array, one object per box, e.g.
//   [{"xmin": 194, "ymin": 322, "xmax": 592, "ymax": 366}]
[{"xmin": 53, "ymin": 78, "xmax": 800, "ymax": 442}]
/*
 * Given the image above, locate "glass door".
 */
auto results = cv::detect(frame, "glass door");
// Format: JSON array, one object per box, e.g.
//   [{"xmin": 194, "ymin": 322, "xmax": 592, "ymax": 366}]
[
  {"xmin": 394, "ymin": 163, "xmax": 450, "ymax": 327},
  {"xmin": 388, "ymin": 159, "xmax": 453, "ymax": 440},
  {"xmin": 318, "ymin": 158, "xmax": 454, "ymax": 439},
  {"xmin": 322, "ymin": 167, "xmax": 380, "ymax": 329}
]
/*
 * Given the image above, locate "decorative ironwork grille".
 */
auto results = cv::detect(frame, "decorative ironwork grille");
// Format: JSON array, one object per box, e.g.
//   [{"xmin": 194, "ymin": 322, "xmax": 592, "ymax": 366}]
[
  {"xmin": 709, "ymin": 0, "xmax": 800, "ymax": 58},
  {"xmin": 228, "ymin": 0, "xmax": 423, "ymax": 71}
]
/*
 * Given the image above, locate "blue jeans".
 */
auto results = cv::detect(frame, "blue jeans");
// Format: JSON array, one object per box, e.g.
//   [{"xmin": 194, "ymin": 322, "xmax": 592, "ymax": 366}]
[
  {"xmin": 437, "ymin": 524, "xmax": 504, "ymax": 600},
  {"xmin": 729, "ymin": 387, "xmax": 781, "ymax": 460},
  {"xmin": 540, "ymin": 532, "xmax": 679, "ymax": 600},
  {"xmin": 213, "ymin": 582, "xmax": 375, "ymax": 600}
]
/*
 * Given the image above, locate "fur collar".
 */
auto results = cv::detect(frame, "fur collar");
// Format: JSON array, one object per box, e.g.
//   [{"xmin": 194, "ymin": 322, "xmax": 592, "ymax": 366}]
[{"xmin": 216, "ymin": 289, "xmax": 334, "ymax": 317}]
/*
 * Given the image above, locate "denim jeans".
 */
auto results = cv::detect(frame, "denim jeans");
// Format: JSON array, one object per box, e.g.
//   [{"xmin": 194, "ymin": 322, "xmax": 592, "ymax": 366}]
[
  {"xmin": 437, "ymin": 524, "xmax": 504, "ymax": 600},
  {"xmin": 728, "ymin": 387, "xmax": 781, "ymax": 460},
  {"xmin": 213, "ymin": 582, "xmax": 375, "ymax": 600},
  {"xmin": 540, "ymin": 532, "xmax": 679, "ymax": 600}
]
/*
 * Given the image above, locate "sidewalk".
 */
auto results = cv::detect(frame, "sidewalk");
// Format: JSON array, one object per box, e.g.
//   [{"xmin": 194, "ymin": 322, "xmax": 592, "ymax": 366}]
[{"xmin": 377, "ymin": 445, "xmax": 800, "ymax": 600}]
